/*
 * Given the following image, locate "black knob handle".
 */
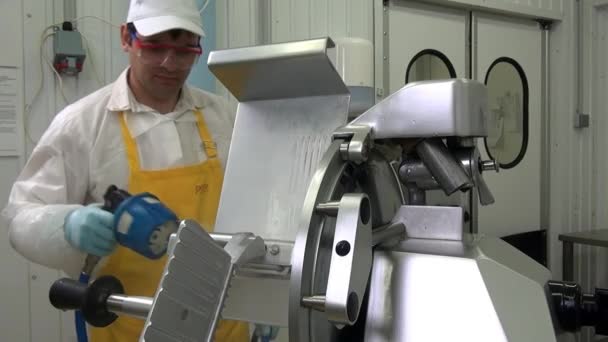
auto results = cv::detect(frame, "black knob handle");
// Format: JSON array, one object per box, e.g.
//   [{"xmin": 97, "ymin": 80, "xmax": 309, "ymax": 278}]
[
  {"xmin": 49, "ymin": 275, "xmax": 124, "ymax": 327},
  {"xmin": 548, "ymin": 280, "xmax": 608, "ymax": 335},
  {"xmin": 49, "ymin": 278, "xmax": 87, "ymax": 310},
  {"xmin": 102, "ymin": 185, "xmax": 132, "ymax": 212}
]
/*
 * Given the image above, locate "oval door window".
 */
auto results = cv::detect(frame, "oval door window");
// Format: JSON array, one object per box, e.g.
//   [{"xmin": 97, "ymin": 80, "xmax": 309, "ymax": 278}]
[
  {"xmin": 405, "ymin": 49, "xmax": 457, "ymax": 83},
  {"xmin": 483, "ymin": 57, "xmax": 529, "ymax": 169}
]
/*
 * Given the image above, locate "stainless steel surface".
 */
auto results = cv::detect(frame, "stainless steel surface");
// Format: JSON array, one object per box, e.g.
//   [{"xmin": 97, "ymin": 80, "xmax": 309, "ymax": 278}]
[
  {"xmin": 400, "ymin": 141, "xmax": 495, "ymax": 215},
  {"xmin": 348, "ymin": 79, "xmax": 489, "ymax": 139},
  {"xmin": 209, "ymin": 39, "xmax": 350, "ymax": 326},
  {"xmin": 301, "ymin": 295, "xmax": 327, "ymax": 312},
  {"xmin": 212, "ymin": 233, "xmax": 289, "ymax": 326},
  {"xmin": 364, "ymin": 236, "xmax": 556, "ymax": 342},
  {"xmin": 456, "ymin": 147, "xmax": 496, "ymax": 206},
  {"xmin": 210, "ymin": 232, "xmax": 294, "ymax": 277},
  {"xmin": 407, "ymin": 186, "xmax": 426, "ymax": 205},
  {"xmin": 371, "ymin": 222, "xmax": 406, "ymax": 246},
  {"xmin": 289, "ymin": 140, "xmax": 403, "ymax": 341},
  {"xmin": 212, "ymin": 37, "xmax": 349, "ymax": 243},
  {"xmin": 361, "ymin": 151, "xmax": 405, "ymax": 226},
  {"xmin": 416, "ymin": 139, "xmax": 472, "ymax": 195},
  {"xmin": 399, "ymin": 159, "xmax": 439, "ymax": 191},
  {"xmin": 208, "ymin": 38, "xmax": 349, "ymax": 101},
  {"xmin": 144, "ymin": 222, "xmax": 276, "ymax": 340},
  {"xmin": 214, "ymin": 95, "xmax": 349, "ymax": 243},
  {"xmin": 333, "ymin": 125, "xmax": 373, "ymax": 164},
  {"xmin": 315, "ymin": 201, "xmax": 340, "ymax": 216},
  {"xmin": 223, "ymin": 232, "xmax": 266, "ymax": 265},
  {"xmin": 106, "ymin": 295, "xmax": 153, "ymax": 321},
  {"xmin": 142, "ymin": 220, "xmax": 232, "ymax": 342},
  {"xmin": 392, "ymin": 205, "xmax": 463, "ymax": 241},
  {"xmin": 289, "ymin": 141, "xmax": 347, "ymax": 341},
  {"xmin": 481, "ymin": 159, "xmax": 499, "ymax": 172},
  {"xmin": 325, "ymin": 194, "xmax": 372, "ymax": 326}
]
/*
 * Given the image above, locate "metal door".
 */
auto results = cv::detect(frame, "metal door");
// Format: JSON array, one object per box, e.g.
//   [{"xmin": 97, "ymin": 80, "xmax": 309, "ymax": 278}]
[{"xmin": 473, "ymin": 13, "xmax": 543, "ymax": 238}]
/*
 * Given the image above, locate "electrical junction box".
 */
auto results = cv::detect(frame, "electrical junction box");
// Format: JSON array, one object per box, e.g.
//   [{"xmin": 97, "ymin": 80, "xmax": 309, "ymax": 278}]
[{"xmin": 53, "ymin": 29, "xmax": 86, "ymax": 75}]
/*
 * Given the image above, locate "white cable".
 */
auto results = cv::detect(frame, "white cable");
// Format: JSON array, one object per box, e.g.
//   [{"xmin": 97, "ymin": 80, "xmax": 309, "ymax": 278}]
[
  {"xmin": 41, "ymin": 35, "xmax": 69, "ymax": 105},
  {"xmin": 27, "ymin": 28, "xmax": 56, "ymax": 112},
  {"xmin": 79, "ymin": 32, "xmax": 103, "ymax": 86},
  {"xmin": 67, "ymin": 15, "xmax": 120, "ymax": 29},
  {"xmin": 199, "ymin": 0, "xmax": 211, "ymax": 14},
  {"xmin": 24, "ymin": 29, "xmax": 58, "ymax": 144},
  {"xmin": 24, "ymin": 17, "xmax": 116, "ymax": 144}
]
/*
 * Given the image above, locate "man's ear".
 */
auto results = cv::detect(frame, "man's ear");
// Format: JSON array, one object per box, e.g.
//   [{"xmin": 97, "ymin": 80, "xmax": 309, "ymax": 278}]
[{"xmin": 120, "ymin": 24, "xmax": 131, "ymax": 52}]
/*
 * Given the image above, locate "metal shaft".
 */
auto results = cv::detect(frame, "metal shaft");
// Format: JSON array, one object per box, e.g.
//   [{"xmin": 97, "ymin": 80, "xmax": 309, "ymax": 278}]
[
  {"xmin": 416, "ymin": 139, "xmax": 472, "ymax": 195},
  {"xmin": 106, "ymin": 295, "xmax": 154, "ymax": 320},
  {"xmin": 372, "ymin": 223, "xmax": 406, "ymax": 246}
]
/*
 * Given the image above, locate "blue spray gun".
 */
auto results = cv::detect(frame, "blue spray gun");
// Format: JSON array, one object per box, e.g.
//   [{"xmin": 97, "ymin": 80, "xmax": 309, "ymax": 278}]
[{"xmin": 52, "ymin": 185, "xmax": 178, "ymax": 342}]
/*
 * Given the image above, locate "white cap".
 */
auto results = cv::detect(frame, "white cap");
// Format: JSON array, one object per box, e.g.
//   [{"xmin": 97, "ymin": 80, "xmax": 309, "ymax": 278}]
[{"xmin": 127, "ymin": 0, "xmax": 205, "ymax": 37}]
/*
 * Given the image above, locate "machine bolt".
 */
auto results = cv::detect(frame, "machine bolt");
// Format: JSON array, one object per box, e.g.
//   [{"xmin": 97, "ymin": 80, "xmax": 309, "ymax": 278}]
[
  {"xmin": 301, "ymin": 295, "xmax": 326, "ymax": 312},
  {"xmin": 269, "ymin": 244, "xmax": 280, "ymax": 256},
  {"xmin": 335, "ymin": 240, "xmax": 351, "ymax": 256},
  {"xmin": 316, "ymin": 201, "xmax": 340, "ymax": 216},
  {"xmin": 481, "ymin": 159, "xmax": 499, "ymax": 173}
]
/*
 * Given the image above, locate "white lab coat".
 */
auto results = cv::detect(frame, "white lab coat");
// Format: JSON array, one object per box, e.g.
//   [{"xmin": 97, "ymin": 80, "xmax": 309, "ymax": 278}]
[{"xmin": 2, "ymin": 68, "xmax": 236, "ymax": 277}]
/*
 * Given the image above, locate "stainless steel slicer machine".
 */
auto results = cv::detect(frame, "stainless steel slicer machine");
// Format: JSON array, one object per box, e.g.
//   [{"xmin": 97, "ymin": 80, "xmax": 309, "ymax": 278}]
[{"xmin": 49, "ymin": 38, "xmax": 608, "ymax": 341}]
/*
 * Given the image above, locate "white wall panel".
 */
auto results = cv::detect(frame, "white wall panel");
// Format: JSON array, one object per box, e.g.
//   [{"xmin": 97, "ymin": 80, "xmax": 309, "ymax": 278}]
[
  {"xmin": 0, "ymin": 159, "xmax": 29, "ymax": 341},
  {"xmin": 411, "ymin": 0, "xmax": 563, "ymax": 20},
  {"xmin": 310, "ymin": 0, "xmax": 329, "ymax": 38},
  {"xmin": 547, "ymin": 0, "xmax": 578, "ymax": 283},
  {"xmin": 217, "ymin": 0, "xmax": 260, "ymax": 49},
  {"xmin": 1, "ymin": 1, "xmax": 39, "ymax": 341},
  {"xmin": 328, "ymin": 0, "xmax": 348, "ymax": 39},
  {"xmin": 581, "ymin": 0, "xmax": 608, "ymax": 295},
  {"xmin": 270, "ymin": 0, "xmax": 373, "ymax": 43},
  {"xmin": 591, "ymin": 1, "xmax": 608, "ymax": 289}
]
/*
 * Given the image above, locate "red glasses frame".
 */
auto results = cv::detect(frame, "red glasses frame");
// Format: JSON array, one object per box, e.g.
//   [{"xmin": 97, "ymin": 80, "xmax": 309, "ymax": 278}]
[{"xmin": 131, "ymin": 35, "xmax": 203, "ymax": 55}]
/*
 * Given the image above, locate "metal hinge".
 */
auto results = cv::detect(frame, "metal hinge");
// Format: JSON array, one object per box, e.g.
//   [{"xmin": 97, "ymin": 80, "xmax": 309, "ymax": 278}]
[
  {"xmin": 536, "ymin": 20, "xmax": 552, "ymax": 31},
  {"xmin": 574, "ymin": 111, "xmax": 590, "ymax": 128}
]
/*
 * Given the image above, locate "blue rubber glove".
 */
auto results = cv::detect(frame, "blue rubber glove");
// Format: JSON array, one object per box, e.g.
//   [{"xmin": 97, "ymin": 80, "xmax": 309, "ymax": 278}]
[
  {"xmin": 253, "ymin": 324, "xmax": 280, "ymax": 341},
  {"xmin": 64, "ymin": 204, "xmax": 117, "ymax": 256}
]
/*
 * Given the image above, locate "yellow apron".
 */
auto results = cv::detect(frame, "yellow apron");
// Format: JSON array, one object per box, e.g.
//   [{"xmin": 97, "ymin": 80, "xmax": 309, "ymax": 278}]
[{"xmin": 89, "ymin": 110, "xmax": 249, "ymax": 342}]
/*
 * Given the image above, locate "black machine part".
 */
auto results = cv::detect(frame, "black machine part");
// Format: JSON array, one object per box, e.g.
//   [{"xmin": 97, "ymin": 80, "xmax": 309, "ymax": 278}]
[
  {"xmin": 102, "ymin": 185, "xmax": 132, "ymax": 212},
  {"xmin": 548, "ymin": 280, "xmax": 608, "ymax": 335},
  {"xmin": 49, "ymin": 275, "xmax": 124, "ymax": 327}
]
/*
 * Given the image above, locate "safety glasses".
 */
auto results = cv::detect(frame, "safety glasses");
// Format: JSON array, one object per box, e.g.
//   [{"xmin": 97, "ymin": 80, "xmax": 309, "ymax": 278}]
[{"xmin": 130, "ymin": 32, "xmax": 203, "ymax": 70}]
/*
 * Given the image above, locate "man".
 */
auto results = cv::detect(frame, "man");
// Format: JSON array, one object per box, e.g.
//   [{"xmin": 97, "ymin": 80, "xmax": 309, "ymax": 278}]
[{"xmin": 2, "ymin": 0, "xmax": 249, "ymax": 340}]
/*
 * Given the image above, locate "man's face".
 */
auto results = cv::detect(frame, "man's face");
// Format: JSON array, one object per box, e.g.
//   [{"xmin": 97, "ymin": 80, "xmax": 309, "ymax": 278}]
[{"xmin": 121, "ymin": 25, "xmax": 201, "ymax": 100}]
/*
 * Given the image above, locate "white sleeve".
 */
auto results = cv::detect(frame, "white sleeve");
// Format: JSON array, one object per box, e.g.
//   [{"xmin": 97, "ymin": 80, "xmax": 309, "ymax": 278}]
[{"xmin": 2, "ymin": 110, "xmax": 91, "ymax": 277}]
